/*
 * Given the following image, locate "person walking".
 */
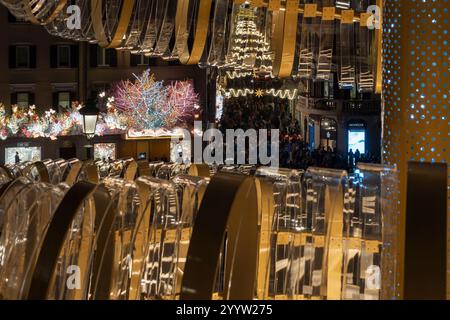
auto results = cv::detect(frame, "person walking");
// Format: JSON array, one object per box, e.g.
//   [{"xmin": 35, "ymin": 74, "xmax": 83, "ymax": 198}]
[
  {"xmin": 348, "ymin": 149, "xmax": 354, "ymax": 169},
  {"xmin": 355, "ymin": 149, "xmax": 361, "ymax": 165},
  {"xmin": 15, "ymin": 152, "xmax": 20, "ymax": 164}
]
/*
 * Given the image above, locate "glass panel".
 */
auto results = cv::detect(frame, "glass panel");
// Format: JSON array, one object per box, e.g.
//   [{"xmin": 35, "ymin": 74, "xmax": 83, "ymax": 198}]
[
  {"xmin": 121, "ymin": 0, "xmax": 153, "ymax": 51},
  {"xmin": 138, "ymin": 177, "xmax": 180, "ymax": 299},
  {"xmin": 348, "ymin": 130, "xmax": 366, "ymax": 154},
  {"xmin": 341, "ymin": 164, "xmax": 399, "ymax": 300},
  {"xmin": 297, "ymin": 2, "xmax": 319, "ymax": 79},
  {"xmin": 356, "ymin": 0, "xmax": 376, "ymax": 93},
  {"xmin": 153, "ymin": 0, "xmax": 178, "ymax": 57},
  {"xmin": 338, "ymin": 5, "xmax": 356, "ymax": 89},
  {"xmin": 255, "ymin": 168, "xmax": 303, "ymax": 299},
  {"xmin": 207, "ymin": 0, "xmax": 230, "ymax": 67},
  {"xmin": 225, "ymin": 3, "xmax": 267, "ymax": 73},
  {"xmin": 0, "ymin": 178, "xmax": 69, "ymax": 299},
  {"xmin": 83, "ymin": 115, "xmax": 98, "ymax": 135},
  {"xmin": 302, "ymin": 167, "xmax": 347, "ymax": 300},
  {"xmin": 316, "ymin": 0, "xmax": 336, "ymax": 81}
]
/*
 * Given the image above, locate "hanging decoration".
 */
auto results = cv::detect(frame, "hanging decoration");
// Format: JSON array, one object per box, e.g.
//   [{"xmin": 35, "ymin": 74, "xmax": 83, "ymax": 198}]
[
  {"xmin": 223, "ymin": 88, "xmax": 298, "ymax": 100},
  {"xmin": 0, "ymin": 0, "xmax": 382, "ymax": 92}
]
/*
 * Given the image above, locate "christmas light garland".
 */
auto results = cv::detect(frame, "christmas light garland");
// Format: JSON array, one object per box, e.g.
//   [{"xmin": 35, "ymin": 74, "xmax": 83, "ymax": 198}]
[{"xmin": 223, "ymin": 88, "xmax": 298, "ymax": 100}]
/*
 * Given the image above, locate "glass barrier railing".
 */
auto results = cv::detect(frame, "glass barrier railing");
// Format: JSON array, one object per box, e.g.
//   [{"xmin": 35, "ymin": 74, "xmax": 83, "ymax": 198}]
[{"xmin": 0, "ymin": 159, "xmax": 398, "ymax": 300}]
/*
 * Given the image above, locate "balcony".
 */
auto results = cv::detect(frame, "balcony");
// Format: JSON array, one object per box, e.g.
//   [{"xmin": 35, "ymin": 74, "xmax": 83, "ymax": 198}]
[
  {"xmin": 297, "ymin": 96, "xmax": 381, "ymax": 115},
  {"xmin": 342, "ymin": 100, "xmax": 381, "ymax": 114}
]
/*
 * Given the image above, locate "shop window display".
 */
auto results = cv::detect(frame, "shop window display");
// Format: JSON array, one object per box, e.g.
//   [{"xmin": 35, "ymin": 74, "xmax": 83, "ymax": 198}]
[
  {"xmin": 94, "ymin": 143, "xmax": 116, "ymax": 161},
  {"xmin": 5, "ymin": 146, "xmax": 41, "ymax": 165}
]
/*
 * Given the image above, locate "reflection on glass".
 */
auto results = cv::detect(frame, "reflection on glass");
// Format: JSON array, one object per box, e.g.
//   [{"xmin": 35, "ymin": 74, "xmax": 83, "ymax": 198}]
[{"xmin": 5, "ymin": 147, "xmax": 41, "ymax": 165}]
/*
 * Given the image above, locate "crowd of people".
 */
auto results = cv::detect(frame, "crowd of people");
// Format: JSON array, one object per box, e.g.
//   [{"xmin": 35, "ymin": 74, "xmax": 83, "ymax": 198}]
[
  {"xmin": 280, "ymin": 138, "xmax": 380, "ymax": 171},
  {"xmin": 219, "ymin": 96, "xmax": 301, "ymax": 136},
  {"xmin": 279, "ymin": 137, "xmax": 348, "ymax": 170},
  {"xmin": 219, "ymin": 96, "xmax": 380, "ymax": 171}
]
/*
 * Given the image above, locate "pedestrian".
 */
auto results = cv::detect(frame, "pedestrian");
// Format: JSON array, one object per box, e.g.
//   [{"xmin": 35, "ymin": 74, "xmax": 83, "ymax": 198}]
[
  {"xmin": 348, "ymin": 149, "xmax": 354, "ymax": 168},
  {"xmin": 355, "ymin": 149, "xmax": 361, "ymax": 164},
  {"xmin": 15, "ymin": 151, "xmax": 20, "ymax": 164}
]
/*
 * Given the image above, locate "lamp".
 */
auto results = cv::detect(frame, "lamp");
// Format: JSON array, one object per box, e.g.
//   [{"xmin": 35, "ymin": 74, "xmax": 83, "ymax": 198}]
[{"xmin": 79, "ymin": 99, "xmax": 99, "ymax": 140}]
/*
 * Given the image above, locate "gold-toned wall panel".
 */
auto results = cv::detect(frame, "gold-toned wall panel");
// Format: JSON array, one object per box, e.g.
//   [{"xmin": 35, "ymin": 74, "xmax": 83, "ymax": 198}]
[
  {"xmin": 382, "ymin": 0, "xmax": 449, "ymax": 299},
  {"xmin": 118, "ymin": 140, "xmax": 170, "ymax": 161}
]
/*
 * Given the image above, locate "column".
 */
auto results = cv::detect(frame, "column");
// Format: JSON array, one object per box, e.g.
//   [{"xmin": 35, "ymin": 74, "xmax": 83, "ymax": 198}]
[
  {"xmin": 78, "ymin": 42, "xmax": 88, "ymax": 103},
  {"xmin": 382, "ymin": 0, "xmax": 450, "ymax": 299}
]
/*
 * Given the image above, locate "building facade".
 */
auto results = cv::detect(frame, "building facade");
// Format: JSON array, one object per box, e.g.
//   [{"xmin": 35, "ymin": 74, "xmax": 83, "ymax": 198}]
[
  {"xmin": 0, "ymin": 6, "xmax": 208, "ymax": 164},
  {"xmin": 0, "ymin": 6, "xmax": 208, "ymax": 111},
  {"xmin": 294, "ymin": 75, "xmax": 382, "ymax": 159}
]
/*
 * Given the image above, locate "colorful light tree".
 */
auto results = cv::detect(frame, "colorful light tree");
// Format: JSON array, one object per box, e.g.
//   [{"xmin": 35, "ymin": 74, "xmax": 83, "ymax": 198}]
[{"xmin": 109, "ymin": 69, "xmax": 198, "ymax": 132}]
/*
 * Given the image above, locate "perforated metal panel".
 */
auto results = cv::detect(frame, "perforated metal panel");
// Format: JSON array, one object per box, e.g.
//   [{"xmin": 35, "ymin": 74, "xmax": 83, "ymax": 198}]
[{"xmin": 382, "ymin": 0, "xmax": 450, "ymax": 299}]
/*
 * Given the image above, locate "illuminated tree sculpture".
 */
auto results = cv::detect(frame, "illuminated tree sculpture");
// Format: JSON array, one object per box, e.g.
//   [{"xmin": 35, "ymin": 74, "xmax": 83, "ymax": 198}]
[
  {"xmin": 166, "ymin": 80, "xmax": 198, "ymax": 125},
  {"xmin": 110, "ymin": 69, "xmax": 198, "ymax": 132}
]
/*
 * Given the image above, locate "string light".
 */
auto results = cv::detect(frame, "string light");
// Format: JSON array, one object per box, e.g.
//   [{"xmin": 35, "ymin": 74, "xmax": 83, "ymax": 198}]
[
  {"xmin": 223, "ymin": 88, "xmax": 298, "ymax": 100},
  {"xmin": 225, "ymin": 71, "xmax": 253, "ymax": 79}
]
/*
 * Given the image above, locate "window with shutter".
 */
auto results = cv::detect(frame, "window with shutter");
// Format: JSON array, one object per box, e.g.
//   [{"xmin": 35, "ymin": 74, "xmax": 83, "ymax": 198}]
[
  {"xmin": 50, "ymin": 45, "xmax": 57, "ymax": 68},
  {"xmin": 10, "ymin": 93, "xmax": 17, "ymax": 106},
  {"xmin": 90, "ymin": 44, "xmax": 98, "ymax": 67},
  {"xmin": 97, "ymin": 47, "xmax": 109, "ymax": 67},
  {"xmin": 52, "ymin": 92, "xmax": 58, "ymax": 111},
  {"xmin": 57, "ymin": 45, "xmax": 71, "ymax": 68},
  {"xmin": 94, "ymin": 47, "xmax": 117, "ymax": 67},
  {"xmin": 70, "ymin": 45, "xmax": 79, "ymax": 68},
  {"xmin": 9, "ymin": 46, "xmax": 16, "ymax": 68},
  {"xmin": 149, "ymin": 57, "xmax": 158, "ymax": 66},
  {"xmin": 16, "ymin": 46, "xmax": 30, "ymax": 68},
  {"xmin": 29, "ymin": 93, "xmax": 35, "ymax": 106},
  {"xmin": 130, "ymin": 54, "xmax": 149, "ymax": 67},
  {"xmin": 139, "ymin": 55, "xmax": 150, "ymax": 66},
  {"xmin": 17, "ymin": 93, "xmax": 30, "ymax": 108},
  {"xmin": 109, "ymin": 49, "xmax": 117, "ymax": 67},
  {"xmin": 69, "ymin": 92, "xmax": 76, "ymax": 106},
  {"xmin": 57, "ymin": 92, "xmax": 71, "ymax": 109},
  {"xmin": 130, "ymin": 53, "xmax": 139, "ymax": 67},
  {"xmin": 30, "ymin": 46, "xmax": 37, "ymax": 68}
]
